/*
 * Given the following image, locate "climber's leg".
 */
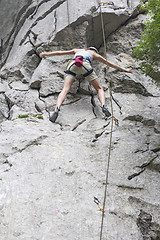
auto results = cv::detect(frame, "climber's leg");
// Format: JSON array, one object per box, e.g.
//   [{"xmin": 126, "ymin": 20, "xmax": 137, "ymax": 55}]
[
  {"xmin": 89, "ymin": 78, "xmax": 105, "ymax": 107},
  {"xmin": 49, "ymin": 77, "xmax": 74, "ymax": 123},
  {"xmin": 56, "ymin": 77, "xmax": 74, "ymax": 109},
  {"xmin": 90, "ymin": 78, "xmax": 111, "ymax": 117}
]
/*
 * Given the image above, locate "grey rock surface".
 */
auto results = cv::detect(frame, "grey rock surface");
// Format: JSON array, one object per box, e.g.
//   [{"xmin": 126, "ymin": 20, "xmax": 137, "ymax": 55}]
[{"xmin": 0, "ymin": 0, "xmax": 160, "ymax": 240}]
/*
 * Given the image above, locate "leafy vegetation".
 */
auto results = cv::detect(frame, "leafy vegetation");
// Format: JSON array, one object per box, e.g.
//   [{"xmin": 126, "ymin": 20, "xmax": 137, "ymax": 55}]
[
  {"xmin": 133, "ymin": 0, "xmax": 160, "ymax": 82},
  {"xmin": 12, "ymin": 114, "xmax": 43, "ymax": 120},
  {"xmin": 18, "ymin": 114, "xmax": 29, "ymax": 119},
  {"xmin": 33, "ymin": 114, "xmax": 43, "ymax": 119},
  {"xmin": 8, "ymin": 84, "xmax": 13, "ymax": 89}
]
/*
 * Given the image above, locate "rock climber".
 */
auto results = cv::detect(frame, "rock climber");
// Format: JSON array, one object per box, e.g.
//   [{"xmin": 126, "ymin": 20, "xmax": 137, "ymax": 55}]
[{"xmin": 39, "ymin": 47, "xmax": 132, "ymax": 122}]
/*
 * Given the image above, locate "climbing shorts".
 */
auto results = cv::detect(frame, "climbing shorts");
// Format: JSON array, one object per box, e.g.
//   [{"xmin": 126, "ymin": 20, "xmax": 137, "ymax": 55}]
[{"xmin": 64, "ymin": 60, "xmax": 98, "ymax": 82}]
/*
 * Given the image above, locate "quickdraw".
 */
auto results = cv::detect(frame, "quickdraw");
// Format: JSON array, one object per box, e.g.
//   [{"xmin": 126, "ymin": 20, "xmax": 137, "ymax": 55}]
[
  {"xmin": 94, "ymin": 197, "xmax": 105, "ymax": 213},
  {"xmin": 112, "ymin": 116, "xmax": 119, "ymax": 126},
  {"xmin": 104, "ymin": 115, "xmax": 119, "ymax": 126},
  {"xmin": 99, "ymin": 1, "xmax": 114, "ymax": 6}
]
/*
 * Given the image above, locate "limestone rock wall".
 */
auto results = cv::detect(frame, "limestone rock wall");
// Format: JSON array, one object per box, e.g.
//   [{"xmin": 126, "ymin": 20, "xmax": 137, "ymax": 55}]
[{"xmin": 0, "ymin": 0, "xmax": 160, "ymax": 240}]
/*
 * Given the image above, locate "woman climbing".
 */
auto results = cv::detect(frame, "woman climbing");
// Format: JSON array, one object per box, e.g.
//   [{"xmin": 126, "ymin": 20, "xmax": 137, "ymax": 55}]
[{"xmin": 39, "ymin": 47, "xmax": 132, "ymax": 122}]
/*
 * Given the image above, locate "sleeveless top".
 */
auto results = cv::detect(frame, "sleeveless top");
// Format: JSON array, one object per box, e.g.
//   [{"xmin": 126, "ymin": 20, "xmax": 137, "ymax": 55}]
[{"xmin": 73, "ymin": 50, "xmax": 93, "ymax": 63}]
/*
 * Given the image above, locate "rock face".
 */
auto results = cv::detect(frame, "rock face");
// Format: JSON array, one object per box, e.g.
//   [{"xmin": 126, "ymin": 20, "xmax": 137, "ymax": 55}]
[{"xmin": 0, "ymin": 0, "xmax": 160, "ymax": 240}]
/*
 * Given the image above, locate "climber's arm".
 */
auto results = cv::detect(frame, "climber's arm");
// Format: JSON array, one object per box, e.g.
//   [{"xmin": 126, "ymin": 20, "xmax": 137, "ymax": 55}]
[
  {"xmin": 106, "ymin": 59, "xmax": 132, "ymax": 73},
  {"xmin": 93, "ymin": 52, "xmax": 132, "ymax": 73},
  {"xmin": 39, "ymin": 48, "xmax": 82, "ymax": 58}
]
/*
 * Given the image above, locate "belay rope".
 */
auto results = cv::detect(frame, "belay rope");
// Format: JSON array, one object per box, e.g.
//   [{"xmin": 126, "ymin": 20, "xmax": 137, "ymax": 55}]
[
  {"xmin": 67, "ymin": 0, "xmax": 115, "ymax": 239},
  {"xmin": 96, "ymin": 1, "xmax": 115, "ymax": 240}
]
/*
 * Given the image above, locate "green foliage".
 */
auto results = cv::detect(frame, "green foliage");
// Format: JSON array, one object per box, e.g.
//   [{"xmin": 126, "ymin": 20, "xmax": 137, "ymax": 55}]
[
  {"xmin": 33, "ymin": 114, "xmax": 43, "ymax": 119},
  {"xmin": 133, "ymin": 0, "xmax": 160, "ymax": 81},
  {"xmin": 18, "ymin": 114, "xmax": 29, "ymax": 119},
  {"xmin": 13, "ymin": 113, "xmax": 43, "ymax": 120}
]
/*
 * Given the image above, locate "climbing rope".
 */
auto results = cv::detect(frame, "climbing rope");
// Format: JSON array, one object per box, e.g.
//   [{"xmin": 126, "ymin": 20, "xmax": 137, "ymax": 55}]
[
  {"xmin": 96, "ymin": 1, "xmax": 115, "ymax": 240},
  {"xmin": 66, "ymin": 1, "xmax": 115, "ymax": 239}
]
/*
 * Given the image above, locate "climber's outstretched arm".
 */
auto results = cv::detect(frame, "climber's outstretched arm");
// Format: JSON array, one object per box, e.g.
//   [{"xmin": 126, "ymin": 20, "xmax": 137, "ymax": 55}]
[
  {"xmin": 39, "ymin": 48, "xmax": 82, "ymax": 58},
  {"xmin": 93, "ymin": 52, "xmax": 132, "ymax": 73}
]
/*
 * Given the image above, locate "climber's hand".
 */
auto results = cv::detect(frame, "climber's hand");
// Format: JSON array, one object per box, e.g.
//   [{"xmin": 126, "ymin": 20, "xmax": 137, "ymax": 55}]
[
  {"xmin": 125, "ymin": 68, "xmax": 133, "ymax": 73},
  {"xmin": 39, "ymin": 52, "xmax": 46, "ymax": 58}
]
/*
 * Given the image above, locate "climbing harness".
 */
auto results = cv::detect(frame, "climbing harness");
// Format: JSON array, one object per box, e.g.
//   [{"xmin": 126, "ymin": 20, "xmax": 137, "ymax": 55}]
[
  {"xmin": 65, "ymin": 57, "xmax": 94, "ymax": 78},
  {"xmin": 94, "ymin": 197, "xmax": 105, "ymax": 213},
  {"xmin": 98, "ymin": 1, "xmax": 114, "ymax": 6}
]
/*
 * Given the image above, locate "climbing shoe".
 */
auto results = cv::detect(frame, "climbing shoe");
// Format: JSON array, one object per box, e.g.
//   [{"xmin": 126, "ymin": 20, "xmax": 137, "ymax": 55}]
[
  {"xmin": 49, "ymin": 108, "xmax": 60, "ymax": 123},
  {"xmin": 101, "ymin": 105, "xmax": 111, "ymax": 118}
]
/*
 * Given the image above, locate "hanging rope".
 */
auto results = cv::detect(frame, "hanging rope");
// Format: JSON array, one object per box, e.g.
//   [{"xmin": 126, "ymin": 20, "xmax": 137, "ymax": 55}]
[
  {"xmin": 67, "ymin": 0, "xmax": 75, "ymax": 48},
  {"xmin": 66, "ymin": 2, "xmax": 115, "ymax": 239},
  {"xmin": 96, "ymin": 1, "xmax": 115, "ymax": 240}
]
